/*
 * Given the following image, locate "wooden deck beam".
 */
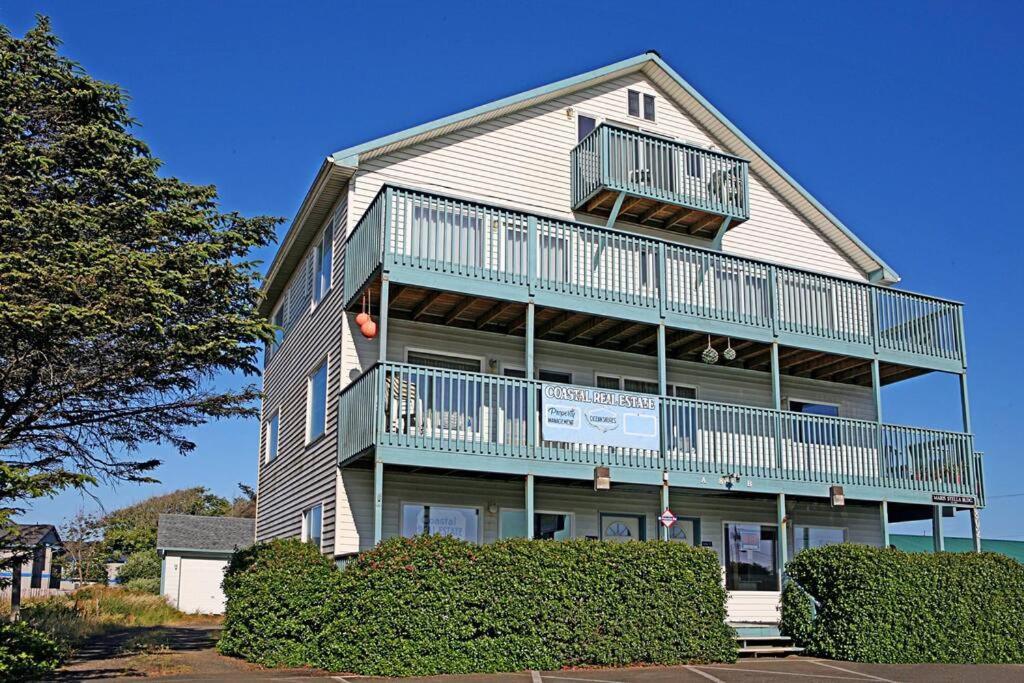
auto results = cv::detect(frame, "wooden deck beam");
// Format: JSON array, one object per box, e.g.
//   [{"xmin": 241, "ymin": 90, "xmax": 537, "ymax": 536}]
[
  {"xmin": 444, "ymin": 296, "xmax": 478, "ymax": 325},
  {"xmin": 411, "ymin": 290, "xmax": 446, "ymax": 321}
]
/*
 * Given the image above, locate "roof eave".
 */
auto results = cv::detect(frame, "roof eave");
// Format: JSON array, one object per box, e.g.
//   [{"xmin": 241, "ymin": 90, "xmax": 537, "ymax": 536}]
[{"xmin": 259, "ymin": 158, "xmax": 355, "ymax": 317}]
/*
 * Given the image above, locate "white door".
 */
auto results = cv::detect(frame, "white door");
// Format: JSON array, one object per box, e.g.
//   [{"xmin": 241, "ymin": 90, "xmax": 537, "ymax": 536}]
[{"xmin": 177, "ymin": 557, "xmax": 228, "ymax": 614}]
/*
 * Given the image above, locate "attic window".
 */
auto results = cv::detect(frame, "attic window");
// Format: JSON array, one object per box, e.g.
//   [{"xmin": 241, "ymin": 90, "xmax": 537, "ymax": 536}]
[{"xmin": 628, "ymin": 90, "xmax": 655, "ymax": 122}]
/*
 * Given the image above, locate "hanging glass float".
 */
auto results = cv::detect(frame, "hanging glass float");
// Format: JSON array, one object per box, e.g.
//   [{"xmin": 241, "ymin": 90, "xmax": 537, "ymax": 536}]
[
  {"xmin": 723, "ymin": 337, "xmax": 736, "ymax": 362},
  {"xmin": 701, "ymin": 335, "xmax": 719, "ymax": 364}
]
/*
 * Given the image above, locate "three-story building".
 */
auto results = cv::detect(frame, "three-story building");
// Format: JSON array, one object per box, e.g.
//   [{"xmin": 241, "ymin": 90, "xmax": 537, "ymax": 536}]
[{"xmin": 254, "ymin": 53, "xmax": 984, "ymax": 626}]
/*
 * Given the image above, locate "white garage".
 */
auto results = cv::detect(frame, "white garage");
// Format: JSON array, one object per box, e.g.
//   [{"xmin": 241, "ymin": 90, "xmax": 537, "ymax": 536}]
[{"xmin": 157, "ymin": 514, "xmax": 254, "ymax": 614}]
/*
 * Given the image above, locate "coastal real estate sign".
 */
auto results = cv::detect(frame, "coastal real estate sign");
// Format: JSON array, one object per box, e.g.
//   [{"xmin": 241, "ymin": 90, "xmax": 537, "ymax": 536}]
[{"xmin": 540, "ymin": 383, "xmax": 660, "ymax": 450}]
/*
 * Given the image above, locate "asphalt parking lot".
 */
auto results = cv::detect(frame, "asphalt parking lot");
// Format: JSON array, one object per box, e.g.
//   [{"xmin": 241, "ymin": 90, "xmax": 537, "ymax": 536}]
[{"xmin": 140, "ymin": 657, "xmax": 1024, "ymax": 683}]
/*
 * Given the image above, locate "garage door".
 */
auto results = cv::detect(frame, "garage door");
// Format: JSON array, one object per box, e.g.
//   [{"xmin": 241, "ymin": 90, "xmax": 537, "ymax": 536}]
[{"xmin": 177, "ymin": 557, "xmax": 229, "ymax": 614}]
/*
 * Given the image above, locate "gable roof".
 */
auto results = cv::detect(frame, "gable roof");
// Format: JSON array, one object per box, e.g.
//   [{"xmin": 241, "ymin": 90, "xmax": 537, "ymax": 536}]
[
  {"xmin": 157, "ymin": 514, "xmax": 255, "ymax": 554},
  {"xmin": 262, "ymin": 52, "xmax": 898, "ymax": 313},
  {"xmin": 0, "ymin": 524, "xmax": 62, "ymax": 548}
]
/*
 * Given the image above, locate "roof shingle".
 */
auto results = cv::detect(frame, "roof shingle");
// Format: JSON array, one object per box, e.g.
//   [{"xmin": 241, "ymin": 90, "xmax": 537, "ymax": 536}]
[{"xmin": 157, "ymin": 514, "xmax": 254, "ymax": 553}]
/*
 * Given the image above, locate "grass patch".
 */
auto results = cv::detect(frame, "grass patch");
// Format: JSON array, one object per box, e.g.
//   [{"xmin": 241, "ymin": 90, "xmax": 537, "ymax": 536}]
[{"xmin": 2, "ymin": 585, "xmax": 219, "ymax": 653}]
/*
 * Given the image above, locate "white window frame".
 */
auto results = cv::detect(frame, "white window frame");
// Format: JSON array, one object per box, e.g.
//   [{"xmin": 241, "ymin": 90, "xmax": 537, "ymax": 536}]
[
  {"xmin": 498, "ymin": 507, "xmax": 575, "ymax": 540},
  {"xmin": 722, "ymin": 520, "xmax": 780, "ymax": 593},
  {"xmin": 306, "ymin": 358, "xmax": 329, "ymax": 444},
  {"xmin": 302, "ymin": 502, "xmax": 324, "ymax": 550},
  {"xmin": 595, "ymin": 373, "xmax": 698, "ymax": 399},
  {"xmin": 626, "ymin": 89, "xmax": 656, "ymax": 123},
  {"xmin": 404, "ymin": 347, "xmax": 486, "ymax": 372},
  {"xmin": 312, "ymin": 222, "xmax": 334, "ymax": 309},
  {"xmin": 793, "ymin": 525, "xmax": 848, "ymax": 555},
  {"xmin": 264, "ymin": 408, "xmax": 281, "ymax": 464},
  {"xmin": 400, "ymin": 502, "xmax": 483, "ymax": 543},
  {"xmin": 537, "ymin": 367, "xmax": 573, "ymax": 384},
  {"xmin": 787, "ymin": 397, "xmax": 841, "ymax": 417}
]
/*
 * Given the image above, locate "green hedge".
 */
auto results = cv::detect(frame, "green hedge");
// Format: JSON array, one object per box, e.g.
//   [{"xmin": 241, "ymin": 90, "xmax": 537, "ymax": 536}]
[
  {"xmin": 0, "ymin": 621, "xmax": 63, "ymax": 681},
  {"xmin": 219, "ymin": 536, "xmax": 736, "ymax": 675},
  {"xmin": 781, "ymin": 544, "xmax": 1024, "ymax": 663}
]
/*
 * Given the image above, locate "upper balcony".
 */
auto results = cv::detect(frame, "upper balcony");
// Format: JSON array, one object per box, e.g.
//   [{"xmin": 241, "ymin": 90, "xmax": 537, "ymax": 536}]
[
  {"xmin": 571, "ymin": 124, "xmax": 750, "ymax": 235},
  {"xmin": 344, "ymin": 185, "xmax": 967, "ymax": 376}
]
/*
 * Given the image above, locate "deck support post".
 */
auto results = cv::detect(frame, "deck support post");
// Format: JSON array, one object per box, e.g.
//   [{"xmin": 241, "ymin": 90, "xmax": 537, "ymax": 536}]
[
  {"xmin": 378, "ymin": 276, "xmax": 390, "ymax": 364},
  {"xmin": 880, "ymin": 500, "xmax": 890, "ymax": 548},
  {"xmin": 657, "ymin": 323, "xmax": 667, "ymax": 395},
  {"xmin": 777, "ymin": 493, "xmax": 788, "ymax": 589},
  {"xmin": 770, "ymin": 342, "xmax": 783, "ymax": 471},
  {"xmin": 373, "ymin": 459, "xmax": 384, "ymax": 546},
  {"xmin": 525, "ymin": 474, "xmax": 535, "ymax": 540},
  {"xmin": 971, "ymin": 508, "xmax": 982, "ymax": 553},
  {"xmin": 872, "ymin": 359, "xmax": 885, "ymax": 485},
  {"xmin": 932, "ymin": 505, "xmax": 945, "ymax": 552},
  {"xmin": 657, "ymin": 321, "xmax": 669, "ymax": 482},
  {"xmin": 525, "ymin": 301, "xmax": 536, "ymax": 452},
  {"xmin": 959, "ymin": 373, "xmax": 972, "ymax": 433},
  {"xmin": 661, "ymin": 482, "xmax": 670, "ymax": 541},
  {"xmin": 606, "ymin": 191, "xmax": 626, "ymax": 228}
]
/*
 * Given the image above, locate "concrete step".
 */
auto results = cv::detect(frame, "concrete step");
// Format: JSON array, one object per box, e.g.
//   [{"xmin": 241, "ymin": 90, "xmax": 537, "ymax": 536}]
[{"xmin": 738, "ymin": 645, "xmax": 805, "ymax": 657}]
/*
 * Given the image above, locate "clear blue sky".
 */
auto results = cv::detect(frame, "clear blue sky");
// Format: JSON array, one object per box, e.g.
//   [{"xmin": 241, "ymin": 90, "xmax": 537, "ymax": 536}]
[{"xmin": 5, "ymin": 1, "xmax": 1021, "ymax": 540}]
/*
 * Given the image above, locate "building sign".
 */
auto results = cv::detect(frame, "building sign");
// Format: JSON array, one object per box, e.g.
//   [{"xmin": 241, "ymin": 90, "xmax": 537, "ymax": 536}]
[
  {"xmin": 540, "ymin": 383, "xmax": 659, "ymax": 450},
  {"xmin": 659, "ymin": 509, "xmax": 678, "ymax": 528},
  {"xmin": 931, "ymin": 494, "xmax": 976, "ymax": 506}
]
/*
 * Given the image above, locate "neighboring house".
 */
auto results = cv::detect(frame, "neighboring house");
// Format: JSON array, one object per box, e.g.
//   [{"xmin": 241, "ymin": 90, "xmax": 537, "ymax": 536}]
[
  {"xmin": 157, "ymin": 514, "xmax": 254, "ymax": 614},
  {"xmin": 891, "ymin": 534, "xmax": 1023, "ymax": 562},
  {"xmin": 0, "ymin": 524, "xmax": 64, "ymax": 594},
  {"xmin": 254, "ymin": 52, "xmax": 984, "ymax": 626}
]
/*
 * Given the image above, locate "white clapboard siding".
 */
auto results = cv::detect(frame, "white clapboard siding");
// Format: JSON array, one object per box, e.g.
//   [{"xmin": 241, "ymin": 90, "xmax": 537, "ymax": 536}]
[
  {"xmin": 334, "ymin": 468, "xmax": 883, "ymax": 624},
  {"xmin": 347, "ymin": 72, "xmax": 866, "ymax": 281},
  {"xmin": 255, "ymin": 197, "xmax": 349, "ymax": 551}
]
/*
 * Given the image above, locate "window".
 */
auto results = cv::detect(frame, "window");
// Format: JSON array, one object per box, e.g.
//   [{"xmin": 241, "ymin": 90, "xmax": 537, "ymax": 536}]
[
  {"xmin": 265, "ymin": 410, "xmax": 280, "ymax": 463},
  {"xmin": 401, "ymin": 504, "xmax": 480, "ymax": 541},
  {"xmin": 302, "ymin": 504, "xmax": 323, "ymax": 549},
  {"xmin": 499, "ymin": 509, "xmax": 573, "ymax": 540},
  {"xmin": 271, "ymin": 305, "xmax": 285, "ymax": 349},
  {"xmin": 538, "ymin": 369, "xmax": 572, "ymax": 384},
  {"xmin": 407, "ymin": 350, "xmax": 481, "ymax": 372},
  {"xmin": 577, "ymin": 114, "xmax": 596, "ymax": 142},
  {"xmin": 601, "ymin": 513, "xmax": 645, "ymax": 542},
  {"xmin": 724, "ymin": 522, "xmax": 778, "ymax": 591},
  {"xmin": 672, "ymin": 385, "xmax": 697, "ymax": 399},
  {"xmin": 502, "ymin": 367, "xmax": 526, "ymax": 378},
  {"xmin": 794, "ymin": 526, "xmax": 846, "ymax": 554},
  {"xmin": 627, "ymin": 90, "xmax": 655, "ymax": 121},
  {"xmin": 307, "ymin": 360, "xmax": 328, "ymax": 442},
  {"xmin": 313, "ymin": 223, "xmax": 334, "ymax": 305},
  {"xmin": 628, "ymin": 90, "xmax": 641, "ymax": 117},
  {"xmin": 789, "ymin": 399, "xmax": 840, "ymax": 445}
]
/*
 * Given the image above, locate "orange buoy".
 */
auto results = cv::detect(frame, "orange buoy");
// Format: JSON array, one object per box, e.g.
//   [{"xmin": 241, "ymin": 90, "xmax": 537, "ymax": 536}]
[
  {"xmin": 360, "ymin": 319, "xmax": 378, "ymax": 339},
  {"xmin": 355, "ymin": 312, "xmax": 370, "ymax": 326}
]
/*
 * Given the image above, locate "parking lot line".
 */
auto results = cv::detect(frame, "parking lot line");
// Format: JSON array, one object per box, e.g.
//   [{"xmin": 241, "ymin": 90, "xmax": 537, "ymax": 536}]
[
  {"xmin": 684, "ymin": 666, "xmax": 725, "ymax": 682},
  {"xmin": 809, "ymin": 661, "xmax": 900, "ymax": 682},
  {"xmin": 544, "ymin": 675, "xmax": 628, "ymax": 683},
  {"xmin": 532, "ymin": 671, "xmax": 543, "ymax": 683},
  {"xmin": 698, "ymin": 665, "xmax": 866, "ymax": 679}
]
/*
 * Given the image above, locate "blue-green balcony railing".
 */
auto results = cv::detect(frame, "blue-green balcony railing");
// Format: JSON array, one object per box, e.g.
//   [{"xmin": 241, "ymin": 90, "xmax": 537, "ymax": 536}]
[
  {"xmin": 343, "ymin": 185, "xmax": 966, "ymax": 372},
  {"xmin": 339, "ymin": 362, "xmax": 983, "ymax": 506},
  {"xmin": 571, "ymin": 123, "xmax": 751, "ymax": 221}
]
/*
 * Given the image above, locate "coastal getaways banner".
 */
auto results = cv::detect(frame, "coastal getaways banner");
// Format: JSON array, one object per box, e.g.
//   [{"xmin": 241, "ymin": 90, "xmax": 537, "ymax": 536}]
[{"xmin": 540, "ymin": 383, "xmax": 660, "ymax": 450}]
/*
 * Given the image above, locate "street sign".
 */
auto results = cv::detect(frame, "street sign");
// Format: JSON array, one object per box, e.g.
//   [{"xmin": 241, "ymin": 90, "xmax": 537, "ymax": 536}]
[{"xmin": 659, "ymin": 509, "xmax": 677, "ymax": 528}]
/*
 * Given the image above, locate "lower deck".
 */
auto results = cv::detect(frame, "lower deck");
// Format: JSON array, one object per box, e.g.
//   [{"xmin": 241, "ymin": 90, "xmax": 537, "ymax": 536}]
[{"xmin": 334, "ymin": 466, "xmax": 891, "ymax": 624}]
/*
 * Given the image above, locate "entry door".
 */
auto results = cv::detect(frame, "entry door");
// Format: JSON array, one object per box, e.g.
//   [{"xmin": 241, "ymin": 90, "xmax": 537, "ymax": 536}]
[{"xmin": 601, "ymin": 514, "xmax": 645, "ymax": 542}]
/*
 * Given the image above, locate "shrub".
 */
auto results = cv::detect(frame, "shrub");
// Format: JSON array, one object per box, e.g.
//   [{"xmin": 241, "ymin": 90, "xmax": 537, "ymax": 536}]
[
  {"xmin": 220, "ymin": 536, "xmax": 736, "ymax": 675},
  {"xmin": 0, "ymin": 621, "xmax": 63, "ymax": 681},
  {"xmin": 123, "ymin": 577, "xmax": 161, "ymax": 594},
  {"xmin": 218, "ymin": 539, "xmax": 345, "ymax": 667},
  {"xmin": 118, "ymin": 549, "xmax": 161, "ymax": 583},
  {"xmin": 779, "ymin": 580, "xmax": 815, "ymax": 646},
  {"xmin": 783, "ymin": 544, "xmax": 1024, "ymax": 663}
]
